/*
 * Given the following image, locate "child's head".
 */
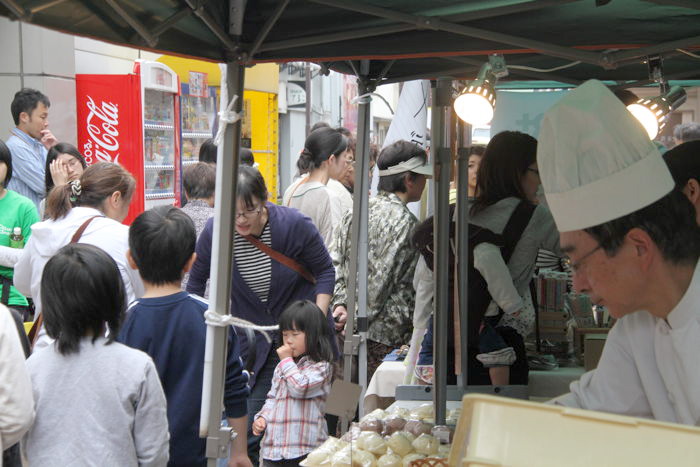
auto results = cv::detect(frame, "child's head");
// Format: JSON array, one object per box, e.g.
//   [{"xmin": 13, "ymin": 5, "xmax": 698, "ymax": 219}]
[
  {"xmin": 128, "ymin": 205, "xmax": 196, "ymax": 285},
  {"xmin": 278, "ymin": 300, "xmax": 334, "ymax": 362},
  {"xmin": 41, "ymin": 243, "xmax": 126, "ymax": 355}
]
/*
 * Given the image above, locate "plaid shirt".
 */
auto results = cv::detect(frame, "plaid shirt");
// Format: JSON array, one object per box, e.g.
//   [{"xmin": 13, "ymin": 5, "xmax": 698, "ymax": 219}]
[{"xmin": 256, "ymin": 356, "xmax": 332, "ymax": 461}]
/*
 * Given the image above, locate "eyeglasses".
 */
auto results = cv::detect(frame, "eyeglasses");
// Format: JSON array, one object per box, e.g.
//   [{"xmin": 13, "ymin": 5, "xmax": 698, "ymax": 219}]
[
  {"xmin": 562, "ymin": 244, "xmax": 603, "ymax": 272},
  {"xmin": 61, "ymin": 157, "xmax": 82, "ymax": 169},
  {"xmin": 235, "ymin": 206, "xmax": 262, "ymax": 219}
]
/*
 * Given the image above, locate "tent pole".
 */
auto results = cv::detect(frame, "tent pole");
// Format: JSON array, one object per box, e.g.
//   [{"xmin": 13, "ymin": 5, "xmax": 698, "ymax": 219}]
[
  {"xmin": 103, "ymin": 0, "xmax": 157, "ymax": 47},
  {"xmin": 605, "ymin": 34, "xmax": 700, "ymax": 65},
  {"xmin": 309, "ymin": 0, "xmax": 603, "ymax": 66},
  {"xmin": 248, "ymin": 0, "xmax": 291, "ymax": 58},
  {"xmin": 202, "ymin": 61, "xmax": 245, "ymax": 467},
  {"xmin": 432, "ymin": 77, "xmax": 452, "ymax": 426},
  {"xmin": 455, "ymin": 118, "xmax": 471, "ymax": 391},
  {"xmin": 260, "ymin": 0, "xmax": 575, "ymax": 53},
  {"xmin": 342, "ymin": 74, "xmax": 373, "ymax": 418}
]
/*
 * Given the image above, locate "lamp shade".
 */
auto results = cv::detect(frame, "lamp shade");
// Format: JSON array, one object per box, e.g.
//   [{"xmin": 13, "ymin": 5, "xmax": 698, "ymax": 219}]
[
  {"xmin": 626, "ymin": 103, "xmax": 660, "ymax": 139},
  {"xmin": 626, "ymin": 86, "xmax": 686, "ymax": 140},
  {"xmin": 454, "ymin": 87, "xmax": 495, "ymax": 125}
]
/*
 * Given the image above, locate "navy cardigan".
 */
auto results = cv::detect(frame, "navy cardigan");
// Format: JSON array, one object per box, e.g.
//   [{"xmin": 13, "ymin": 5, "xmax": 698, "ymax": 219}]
[{"xmin": 186, "ymin": 203, "xmax": 335, "ymax": 386}]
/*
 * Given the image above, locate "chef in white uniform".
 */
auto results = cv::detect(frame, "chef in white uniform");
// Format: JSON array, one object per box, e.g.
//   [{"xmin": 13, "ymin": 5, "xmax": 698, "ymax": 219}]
[{"xmin": 538, "ymin": 79, "xmax": 700, "ymax": 425}]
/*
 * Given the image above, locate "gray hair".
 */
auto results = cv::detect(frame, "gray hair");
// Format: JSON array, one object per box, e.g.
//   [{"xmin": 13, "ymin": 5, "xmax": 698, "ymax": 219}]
[{"xmin": 673, "ymin": 122, "xmax": 700, "ymax": 143}]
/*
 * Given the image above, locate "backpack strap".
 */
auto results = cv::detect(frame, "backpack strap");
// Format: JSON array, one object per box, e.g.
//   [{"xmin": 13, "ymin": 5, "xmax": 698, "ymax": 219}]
[{"xmin": 500, "ymin": 201, "xmax": 537, "ymax": 263}]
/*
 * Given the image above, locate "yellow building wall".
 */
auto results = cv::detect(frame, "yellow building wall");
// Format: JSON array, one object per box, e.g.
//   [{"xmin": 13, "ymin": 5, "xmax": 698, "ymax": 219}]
[
  {"xmin": 242, "ymin": 90, "xmax": 279, "ymax": 202},
  {"xmin": 156, "ymin": 56, "xmax": 279, "ymax": 200}
]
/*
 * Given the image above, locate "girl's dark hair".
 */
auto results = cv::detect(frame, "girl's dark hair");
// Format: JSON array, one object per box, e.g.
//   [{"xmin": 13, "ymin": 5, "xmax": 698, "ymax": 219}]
[
  {"xmin": 199, "ymin": 138, "xmax": 218, "ymax": 164},
  {"xmin": 279, "ymin": 300, "xmax": 334, "ymax": 363},
  {"xmin": 470, "ymin": 145, "xmax": 486, "ymax": 157},
  {"xmin": 45, "ymin": 142, "xmax": 87, "ymax": 194},
  {"xmin": 470, "ymin": 131, "xmax": 537, "ymax": 216},
  {"xmin": 297, "ymin": 127, "xmax": 348, "ymax": 174},
  {"xmin": 237, "ymin": 165, "xmax": 268, "ymax": 209},
  {"xmin": 240, "ymin": 147, "xmax": 255, "ymax": 166},
  {"xmin": 377, "ymin": 140, "xmax": 427, "ymax": 193},
  {"xmin": 41, "ymin": 243, "xmax": 126, "ymax": 355},
  {"xmin": 45, "ymin": 162, "xmax": 136, "ymax": 220},
  {"xmin": 0, "ymin": 139, "xmax": 13, "ymax": 187}
]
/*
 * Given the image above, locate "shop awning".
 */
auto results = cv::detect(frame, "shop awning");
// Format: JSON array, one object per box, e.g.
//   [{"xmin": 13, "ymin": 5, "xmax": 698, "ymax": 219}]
[{"xmin": 2, "ymin": 0, "xmax": 700, "ymax": 87}]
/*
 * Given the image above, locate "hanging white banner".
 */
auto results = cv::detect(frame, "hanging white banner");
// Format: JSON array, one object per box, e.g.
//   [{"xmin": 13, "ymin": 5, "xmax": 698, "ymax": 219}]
[
  {"xmin": 376, "ymin": 80, "xmax": 430, "ymax": 217},
  {"xmin": 382, "ymin": 80, "xmax": 430, "ymax": 149}
]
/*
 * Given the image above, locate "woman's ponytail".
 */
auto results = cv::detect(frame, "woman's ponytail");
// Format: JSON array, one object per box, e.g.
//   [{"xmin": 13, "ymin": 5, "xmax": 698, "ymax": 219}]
[
  {"xmin": 296, "ymin": 148, "xmax": 315, "ymax": 175},
  {"xmin": 45, "ymin": 182, "xmax": 75, "ymax": 220}
]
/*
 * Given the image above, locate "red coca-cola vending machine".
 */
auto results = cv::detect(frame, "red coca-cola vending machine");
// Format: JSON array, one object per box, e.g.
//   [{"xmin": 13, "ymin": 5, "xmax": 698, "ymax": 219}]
[{"xmin": 76, "ymin": 60, "xmax": 181, "ymax": 224}]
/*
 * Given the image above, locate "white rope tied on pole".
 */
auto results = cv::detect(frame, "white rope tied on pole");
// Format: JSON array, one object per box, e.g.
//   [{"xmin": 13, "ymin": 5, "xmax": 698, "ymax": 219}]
[
  {"xmin": 213, "ymin": 95, "xmax": 242, "ymax": 147},
  {"xmin": 204, "ymin": 310, "xmax": 278, "ymax": 343}
]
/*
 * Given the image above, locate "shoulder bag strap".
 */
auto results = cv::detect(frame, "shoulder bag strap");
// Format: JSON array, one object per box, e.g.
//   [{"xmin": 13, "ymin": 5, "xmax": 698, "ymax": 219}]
[
  {"xmin": 29, "ymin": 214, "xmax": 105, "ymax": 349},
  {"xmin": 71, "ymin": 215, "xmax": 104, "ymax": 243},
  {"xmin": 243, "ymin": 234, "xmax": 317, "ymax": 285},
  {"xmin": 500, "ymin": 200, "xmax": 537, "ymax": 264},
  {"xmin": 285, "ymin": 179, "xmax": 304, "ymax": 207}
]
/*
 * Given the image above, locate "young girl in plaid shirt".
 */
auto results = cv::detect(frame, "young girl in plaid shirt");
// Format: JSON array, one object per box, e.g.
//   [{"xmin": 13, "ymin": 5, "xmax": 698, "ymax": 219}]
[{"xmin": 253, "ymin": 300, "xmax": 335, "ymax": 466}]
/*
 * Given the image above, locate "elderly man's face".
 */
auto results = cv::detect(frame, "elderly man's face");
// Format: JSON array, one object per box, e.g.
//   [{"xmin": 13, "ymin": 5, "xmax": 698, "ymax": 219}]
[{"xmin": 561, "ymin": 230, "xmax": 644, "ymax": 319}]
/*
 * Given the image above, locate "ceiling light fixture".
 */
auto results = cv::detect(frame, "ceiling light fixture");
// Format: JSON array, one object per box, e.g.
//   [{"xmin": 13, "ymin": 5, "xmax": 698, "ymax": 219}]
[{"xmin": 454, "ymin": 55, "xmax": 508, "ymax": 126}]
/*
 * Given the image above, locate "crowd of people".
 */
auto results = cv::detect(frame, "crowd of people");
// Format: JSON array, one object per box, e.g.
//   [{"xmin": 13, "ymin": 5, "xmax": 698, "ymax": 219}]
[{"xmin": 3, "ymin": 79, "xmax": 700, "ymax": 467}]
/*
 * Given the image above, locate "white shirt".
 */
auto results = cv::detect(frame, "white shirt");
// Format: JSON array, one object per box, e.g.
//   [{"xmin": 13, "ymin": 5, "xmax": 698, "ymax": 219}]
[
  {"xmin": 0, "ymin": 305, "xmax": 34, "ymax": 453},
  {"xmin": 552, "ymin": 260, "xmax": 700, "ymax": 425},
  {"xmin": 14, "ymin": 207, "xmax": 145, "ymax": 348}
]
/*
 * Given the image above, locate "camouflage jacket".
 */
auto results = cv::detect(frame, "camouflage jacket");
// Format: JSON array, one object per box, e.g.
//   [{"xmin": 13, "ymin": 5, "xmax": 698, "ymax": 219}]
[{"xmin": 331, "ymin": 191, "xmax": 419, "ymax": 347}]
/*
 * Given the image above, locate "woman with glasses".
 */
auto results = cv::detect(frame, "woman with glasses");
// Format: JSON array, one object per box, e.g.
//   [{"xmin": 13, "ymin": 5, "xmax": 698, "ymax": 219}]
[
  {"xmin": 186, "ymin": 166, "xmax": 336, "ymax": 465},
  {"xmin": 40, "ymin": 143, "xmax": 87, "ymax": 219},
  {"xmin": 283, "ymin": 127, "xmax": 350, "ymax": 247},
  {"xmin": 413, "ymin": 131, "xmax": 560, "ymax": 386}
]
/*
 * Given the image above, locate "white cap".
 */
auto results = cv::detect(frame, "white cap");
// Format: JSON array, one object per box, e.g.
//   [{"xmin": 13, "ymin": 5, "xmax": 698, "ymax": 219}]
[
  {"xmin": 537, "ymin": 79, "xmax": 674, "ymax": 233},
  {"xmin": 377, "ymin": 156, "xmax": 433, "ymax": 177}
]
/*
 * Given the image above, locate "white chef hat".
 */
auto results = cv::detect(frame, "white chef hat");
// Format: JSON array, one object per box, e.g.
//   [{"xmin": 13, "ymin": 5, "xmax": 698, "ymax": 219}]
[{"xmin": 537, "ymin": 79, "xmax": 674, "ymax": 232}]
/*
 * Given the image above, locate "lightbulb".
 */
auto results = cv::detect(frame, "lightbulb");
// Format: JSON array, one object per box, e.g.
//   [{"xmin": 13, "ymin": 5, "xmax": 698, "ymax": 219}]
[
  {"xmin": 454, "ymin": 92, "xmax": 494, "ymax": 126},
  {"xmin": 626, "ymin": 103, "xmax": 659, "ymax": 139}
]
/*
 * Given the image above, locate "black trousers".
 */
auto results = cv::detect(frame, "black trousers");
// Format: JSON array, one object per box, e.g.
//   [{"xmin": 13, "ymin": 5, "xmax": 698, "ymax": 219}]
[{"xmin": 246, "ymin": 350, "xmax": 279, "ymax": 466}]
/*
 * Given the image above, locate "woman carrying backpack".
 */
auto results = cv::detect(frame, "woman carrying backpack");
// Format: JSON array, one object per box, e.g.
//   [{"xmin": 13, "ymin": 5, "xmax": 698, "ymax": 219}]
[{"xmin": 413, "ymin": 131, "xmax": 561, "ymax": 386}]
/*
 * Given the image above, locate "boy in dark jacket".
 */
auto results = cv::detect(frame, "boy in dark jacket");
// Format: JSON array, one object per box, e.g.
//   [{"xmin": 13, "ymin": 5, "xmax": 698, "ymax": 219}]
[{"xmin": 119, "ymin": 206, "xmax": 251, "ymax": 467}]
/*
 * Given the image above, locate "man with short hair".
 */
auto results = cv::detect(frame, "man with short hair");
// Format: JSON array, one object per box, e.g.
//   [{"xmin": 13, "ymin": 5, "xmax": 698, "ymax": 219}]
[
  {"xmin": 539, "ymin": 80, "xmax": 700, "ymax": 425},
  {"xmin": 663, "ymin": 140, "xmax": 700, "ymax": 224},
  {"xmin": 331, "ymin": 140, "xmax": 431, "ymax": 381},
  {"xmin": 6, "ymin": 89, "xmax": 57, "ymax": 208}
]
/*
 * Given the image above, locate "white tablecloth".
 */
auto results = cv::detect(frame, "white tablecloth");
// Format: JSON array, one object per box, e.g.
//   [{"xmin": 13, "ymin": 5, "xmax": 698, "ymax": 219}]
[
  {"xmin": 366, "ymin": 361, "xmax": 406, "ymax": 398},
  {"xmin": 364, "ymin": 361, "xmax": 407, "ymax": 412}
]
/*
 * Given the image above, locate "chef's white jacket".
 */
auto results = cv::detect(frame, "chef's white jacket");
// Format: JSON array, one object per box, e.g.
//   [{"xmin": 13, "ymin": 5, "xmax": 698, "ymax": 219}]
[{"xmin": 553, "ymin": 260, "xmax": 700, "ymax": 425}]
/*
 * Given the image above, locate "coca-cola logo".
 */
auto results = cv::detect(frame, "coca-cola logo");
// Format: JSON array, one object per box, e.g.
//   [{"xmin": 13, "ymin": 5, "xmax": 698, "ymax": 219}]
[{"xmin": 82, "ymin": 96, "xmax": 120, "ymax": 165}]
